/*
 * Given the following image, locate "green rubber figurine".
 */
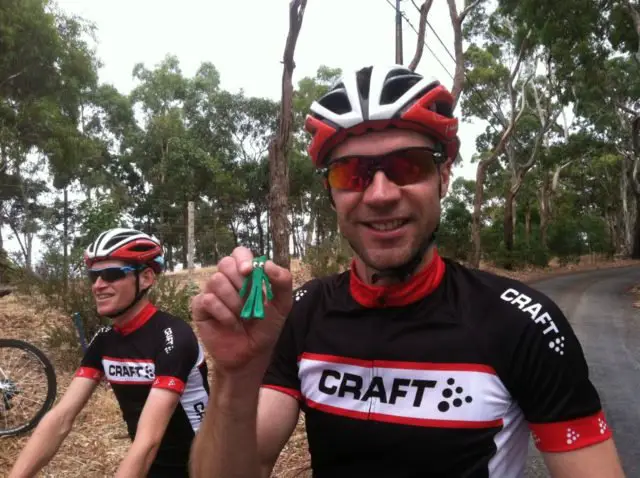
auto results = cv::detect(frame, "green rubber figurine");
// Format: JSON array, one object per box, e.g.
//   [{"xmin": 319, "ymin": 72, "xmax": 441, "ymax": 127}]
[{"xmin": 239, "ymin": 255, "xmax": 273, "ymax": 320}]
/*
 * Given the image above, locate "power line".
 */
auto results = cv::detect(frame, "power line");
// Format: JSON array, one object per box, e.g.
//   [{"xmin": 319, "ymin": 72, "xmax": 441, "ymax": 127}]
[{"xmin": 384, "ymin": 0, "xmax": 454, "ymax": 79}]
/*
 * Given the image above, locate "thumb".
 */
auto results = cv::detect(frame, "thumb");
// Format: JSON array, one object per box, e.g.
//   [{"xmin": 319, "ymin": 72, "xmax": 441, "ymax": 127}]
[{"xmin": 264, "ymin": 260, "xmax": 293, "ymax": 298}]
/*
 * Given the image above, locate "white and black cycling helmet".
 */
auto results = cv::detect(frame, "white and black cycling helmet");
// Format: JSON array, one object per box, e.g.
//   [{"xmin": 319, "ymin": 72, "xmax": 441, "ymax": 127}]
[
  {"xmin": 84, "ymin": 228, "xmax": 164, "ymax": 273},
  {"xmin": 304, "ymin": 64, "xmax": 460, "ymax": 168}
]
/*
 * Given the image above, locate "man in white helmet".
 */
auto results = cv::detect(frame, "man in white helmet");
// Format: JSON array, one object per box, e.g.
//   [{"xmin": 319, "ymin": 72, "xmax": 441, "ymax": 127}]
[
  {"xmin": 189, "ymin": 66, "xmax": 625, "ymax": 477},
  {"xmin": 10, "ymin": 228, "xmax": 209, "ymax": 478}
]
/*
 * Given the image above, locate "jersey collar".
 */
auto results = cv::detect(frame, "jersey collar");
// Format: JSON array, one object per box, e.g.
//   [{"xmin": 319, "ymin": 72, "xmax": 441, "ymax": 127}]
[
  {"xmin": 113, "ymin": 302, "xmax": 157, "ymax": 335},
  {"xmin": 349, "ymin": 249, "xmax": 445, "ymax": 308}
]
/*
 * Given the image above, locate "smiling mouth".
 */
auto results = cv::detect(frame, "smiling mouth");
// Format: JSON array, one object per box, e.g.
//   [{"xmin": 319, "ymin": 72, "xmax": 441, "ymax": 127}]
[
  {"xmin": 95, "ymin": 294, "xmax": 114, "ymax": 300},
  {"xmin": 364, "ymin": 219, "xmax": 409, "ymax": 231}
]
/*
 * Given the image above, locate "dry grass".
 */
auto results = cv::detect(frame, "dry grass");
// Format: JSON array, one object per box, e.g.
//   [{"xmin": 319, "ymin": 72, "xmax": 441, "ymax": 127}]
[
  {"xmin": 628, "ymin": 284, "xmax": 640, "ymax": 308},
  {"xmin": 1, "ymin": 255, "xmax": 639, "ymax": 477}
]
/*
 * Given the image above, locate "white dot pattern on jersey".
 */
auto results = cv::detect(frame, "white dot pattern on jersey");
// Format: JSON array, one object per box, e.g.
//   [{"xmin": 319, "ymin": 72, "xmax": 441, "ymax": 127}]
[
  {"xmin": 566, "ymin": 427, "xmax": 580, "ymax": 445},
  {"xmin": 548, "ymin": 336, "xmax": 566, "ymax": 355},
  {"xmin": 294, "ymin": 289, "xmax": 308, "ymax": 302},
  {"xmin": 598, "ymin": 418, "xmax": 608, "ymax": 435}
]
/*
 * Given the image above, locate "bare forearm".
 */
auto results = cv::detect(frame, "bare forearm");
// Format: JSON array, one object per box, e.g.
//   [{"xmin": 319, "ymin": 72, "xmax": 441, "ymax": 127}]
[
  {"xmin": 190, "ymin": 369, "xmax": 263, "ymax": 478},
  {"xmin": 9, "ymin": 413, "xmax": 71, "ymax": 478},
  {"xmin": 115, "ymin": 442, "xmax": 159, "ymax": 478}
]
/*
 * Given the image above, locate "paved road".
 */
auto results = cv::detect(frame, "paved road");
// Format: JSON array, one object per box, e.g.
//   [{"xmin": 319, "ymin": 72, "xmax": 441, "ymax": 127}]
[{"xmin": 524, "ymin": 266, "xmax": 640, "ymax": 477}]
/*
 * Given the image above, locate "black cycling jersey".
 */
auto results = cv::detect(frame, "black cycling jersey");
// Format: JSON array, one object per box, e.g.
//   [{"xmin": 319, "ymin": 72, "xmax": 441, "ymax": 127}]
[
  {"xmin": 75, "ymin": 302, "xmax": 209, "ymax": 477},
  {"xmin": 263, "ymin": 251, "xmax": 613, "ymax": 478}
]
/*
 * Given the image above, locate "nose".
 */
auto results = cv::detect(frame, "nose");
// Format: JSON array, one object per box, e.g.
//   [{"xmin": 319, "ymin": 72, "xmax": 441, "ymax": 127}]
[
  {"xmin": 362, "ymin": 171, "xmax": 402, "ymax": 206},
  {"xmin": 92, "ymin": 276, "xmax": 107, "ymax": 292}
]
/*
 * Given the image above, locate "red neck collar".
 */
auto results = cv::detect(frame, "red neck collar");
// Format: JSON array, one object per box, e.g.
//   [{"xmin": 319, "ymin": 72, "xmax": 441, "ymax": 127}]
[
  {"xmin": 113, "ymin": 302, "xmax": 157, "ymax": 335},
  {"xmin": 349, "ymin": 250, "xmax": 445, "ymax": 308}
]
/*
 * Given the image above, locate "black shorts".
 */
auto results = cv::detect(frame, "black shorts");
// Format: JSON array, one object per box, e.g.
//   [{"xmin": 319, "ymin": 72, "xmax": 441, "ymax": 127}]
[{"xmin": 147, "ymin": 463, "xmax": 189, "ymax": 478}]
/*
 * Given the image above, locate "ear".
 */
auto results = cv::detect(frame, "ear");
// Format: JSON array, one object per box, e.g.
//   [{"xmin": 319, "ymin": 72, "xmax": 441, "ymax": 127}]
[
  {"xmin": 439, "ymin": 159, "xmax": 454, "ymax": 198},
  {"xmin": 139, "ymin": 267, "xmax": 156, "ymax": 289}
]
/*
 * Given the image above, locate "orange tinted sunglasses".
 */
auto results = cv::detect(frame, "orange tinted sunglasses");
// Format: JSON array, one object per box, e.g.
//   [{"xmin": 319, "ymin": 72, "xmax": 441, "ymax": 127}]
[{"xmin": 323, "ymin": 146, "xmax": 445, "ymax": 192}]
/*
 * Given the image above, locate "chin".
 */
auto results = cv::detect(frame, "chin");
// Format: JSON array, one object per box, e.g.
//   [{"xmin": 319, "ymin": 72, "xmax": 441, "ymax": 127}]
[
  {"xmin": 360, "ymin": 248, "xmax": 417, "ymax": 272},
  {"xmin": 96, "ymin": 303, "xmax": 117, "ymax": 316}
]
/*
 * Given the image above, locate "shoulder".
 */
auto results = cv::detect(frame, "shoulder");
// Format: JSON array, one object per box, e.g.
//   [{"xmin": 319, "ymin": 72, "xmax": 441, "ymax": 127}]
[
  {"xmin": 290, "ymin": 272, "xmax": 348, "ymax": 314},
  {"xmin": 443, "ymin": 258, "xmax": 563, "ymax": 327},
  {"xmin": 87, "ymin": 325, "xmax": 113, "ymax": 346},
  {"xmin": 151, "ymin": 309, "xmax": 198, "ymax": 347}
]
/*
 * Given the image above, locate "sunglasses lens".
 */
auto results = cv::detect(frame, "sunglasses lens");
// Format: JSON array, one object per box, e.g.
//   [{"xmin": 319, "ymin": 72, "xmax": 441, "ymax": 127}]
[
  {"xmin": 383, "ymin": 149, "xmax": 437, "ymax": 186},
  {"xmin": 327, "ymin": 157, "xmax": 367, "ymax": 191},
  {"xmin": 88, "ymin": 270, "xmax": 100, "ymax": 283},
  {"xmin": 88, "ymin": 267, "xmax": 128, "ymax": 283},
  {"xmin": 326, "ymin": 148, "xmax": 438, "ymax": 192}
]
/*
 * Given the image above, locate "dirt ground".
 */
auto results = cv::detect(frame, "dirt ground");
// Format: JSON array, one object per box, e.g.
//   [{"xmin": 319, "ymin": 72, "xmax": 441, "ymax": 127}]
[{"xmin": 1, "ymin": 254, "xmax": 639, "ymax": 477}]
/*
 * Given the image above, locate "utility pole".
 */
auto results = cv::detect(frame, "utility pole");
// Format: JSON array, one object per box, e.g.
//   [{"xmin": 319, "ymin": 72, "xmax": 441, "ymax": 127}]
[
  {"xmin": 187, "ymin": 201, "xmax": 195, "ymax": 274},
  {"xmin": 395, "ymin": 0, "xmax": 404, "ymax": 64}
]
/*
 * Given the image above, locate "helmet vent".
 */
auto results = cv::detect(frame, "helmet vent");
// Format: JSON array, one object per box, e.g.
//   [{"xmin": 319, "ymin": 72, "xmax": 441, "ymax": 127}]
[
  {"xmin": 104, "ymin": 234, "xmax": 131, "ymax": 249},
  {"xmin": 130, "ymin": 244, "xmax": 154, "ymax": 252},
  {"xmin": 318, "ymin": 87, "xmax": 352, "ymax": 115},
  {"xmin": 381, "ymin": 73, "xmax": 424, "ymax": 105}
]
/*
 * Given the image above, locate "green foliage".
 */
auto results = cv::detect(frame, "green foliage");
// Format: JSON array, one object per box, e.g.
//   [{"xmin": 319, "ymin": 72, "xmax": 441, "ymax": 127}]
[
  {"xmin": 149, "ymin": 275, "xmax": 200, "ymax": 323},
  {"xmin": 304, "ymin": 236, "xmax": 352, "ymax": 278}
]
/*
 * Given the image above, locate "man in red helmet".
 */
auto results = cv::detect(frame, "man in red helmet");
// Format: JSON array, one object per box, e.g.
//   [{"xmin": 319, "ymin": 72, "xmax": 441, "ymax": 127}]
[
  {"xmin": 189, "ymin": 66, "xmax": 625, "ymax": 477},
  {"xmin": 10, "ymin": 228, "xmax": 209, "ymax": 478}
]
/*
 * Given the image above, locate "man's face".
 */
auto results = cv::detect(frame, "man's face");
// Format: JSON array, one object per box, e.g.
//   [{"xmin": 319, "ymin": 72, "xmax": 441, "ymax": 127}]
[
  {"xmin": 89, "ymin": 260, "xmax": 153, "ymax": 316},
  {"xmin": 327, "ymin": 129, "xmax": 452, "ymax": 273}
]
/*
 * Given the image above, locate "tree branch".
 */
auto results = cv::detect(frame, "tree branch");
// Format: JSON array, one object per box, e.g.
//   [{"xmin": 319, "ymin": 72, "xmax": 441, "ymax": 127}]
[
  {"xmin": 633, "ymin": 115, "xmax": 639, "ymax": 158},
  {"xmin": 621, "ymin": 0, "xmax": 640, "ymax": 62},
  {"xmin": 446, "ymin": 0, "xmax": 465, "ymax": 105},
  {"xmin": 552, "ymin": 160, "xmax": 573, "ymax": 191},
  {"xmin": 408, "ymin": 0, "xmax": 434, "ymax": 71},
  {"xmin": 460, "ymin": 0, "xmax": 482, "ymax": 24},
  {"xmin": 510, "ymin": 31, "xmax": 531, "ymax": 86},
  {"xmin": 0, "ymin": 70, "xmax": 25, "ymax": 90}
]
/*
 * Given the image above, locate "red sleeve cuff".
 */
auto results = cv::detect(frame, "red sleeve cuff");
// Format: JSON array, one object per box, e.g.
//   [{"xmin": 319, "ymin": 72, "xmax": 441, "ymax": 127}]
[
  {"xmin": 75, "ymin": 366, "xmax": 103, "ymax": 381},
  {"xmin": 529, "ymin": 410, "xmax": 612, "ymax": 452},
  {"xmin": 152, "ymin": 376, "xmax": 185, "ymax": 394},
  {"xmin": 261, "ymin": 384, "xmax": 302, "ymax": 401}
]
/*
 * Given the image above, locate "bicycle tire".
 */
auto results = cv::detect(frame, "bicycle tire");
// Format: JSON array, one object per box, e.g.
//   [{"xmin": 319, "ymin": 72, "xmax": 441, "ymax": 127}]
[{"xmin": 0, "ymin": 338, "xmax": 57, "ymax": 437}]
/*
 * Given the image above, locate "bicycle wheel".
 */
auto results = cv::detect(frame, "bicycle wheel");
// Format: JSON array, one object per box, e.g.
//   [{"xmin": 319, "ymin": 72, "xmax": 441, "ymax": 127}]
[{"xmin": 0, "ymin": 338, "xmax": 57, "ymax": 437}]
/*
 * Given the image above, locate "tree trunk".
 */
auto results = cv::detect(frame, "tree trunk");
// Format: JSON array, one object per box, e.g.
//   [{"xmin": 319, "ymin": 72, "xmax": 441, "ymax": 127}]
[
  {"xmin": 503, "ymin": 187, "xmax": 516, "ymax": 269},
  {"xmin": 621, "ymin": 156, "xmax": 633, "ymax": 254},
  {"xmin": 63, "ymin": 187, "xmax": 69, "ymax": 302},
  {"xmin": 256, "ymin": 207, "xmax": 265, "ymax": 256},
  {"xmin": 539, "ymin": 175, "xmax": 550, "ymax": 249},
  {"xmin": 525, "ymin": 205, "xmax": 531, "ymax": 244},
  {"xmin": 471, "ymin": 161, "xmax": 488, "ymax": 268},
  {"xmin": 182, "ymin": 202, "xmax": 189, "ymax": 269},
  {"xmin": 632, "ymin": 191, "xmax": 640, "ymax": 258},
  {"xmin": 268, "ymin": 0, "xmax": 307, "ymax": 269}
]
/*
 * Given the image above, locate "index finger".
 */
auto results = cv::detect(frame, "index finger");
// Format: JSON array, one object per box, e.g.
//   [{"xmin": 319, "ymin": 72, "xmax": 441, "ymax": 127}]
[{"xmin": 231, "ymin": 246, "xmax": 255, "ymax": 276}]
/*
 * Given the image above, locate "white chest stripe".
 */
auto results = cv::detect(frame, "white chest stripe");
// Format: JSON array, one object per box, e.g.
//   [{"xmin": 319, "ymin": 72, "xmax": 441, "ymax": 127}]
[
  {"xmin": 299, "ymin": 353, "xmax": 510, "ymax": 428},
  {"xmin": 103, "ymin": 356, "xmax": 155, "ymax": 384}
]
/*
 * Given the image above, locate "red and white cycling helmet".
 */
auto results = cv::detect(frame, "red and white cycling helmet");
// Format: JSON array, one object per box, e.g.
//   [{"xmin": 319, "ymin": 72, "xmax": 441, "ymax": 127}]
[
  {"xmin": 304, "ymin": 65, "xmax": 460, "ymax": 168},
  {"xmin": 84, "ymin": 228, "xmax": 165, "ymax": 274}
]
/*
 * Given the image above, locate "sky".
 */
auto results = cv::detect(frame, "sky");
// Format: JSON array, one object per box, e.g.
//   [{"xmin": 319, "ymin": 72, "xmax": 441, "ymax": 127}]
[{"xmin": 3, "ymin": 0, "xmax": 488, "ymax": 263}]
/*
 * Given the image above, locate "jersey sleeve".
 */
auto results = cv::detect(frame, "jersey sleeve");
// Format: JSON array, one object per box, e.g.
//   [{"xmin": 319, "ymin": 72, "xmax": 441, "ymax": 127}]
[
  {"xmin": 262, "ymin": 310, "xmax": 302, "ymax": 401},
  {"xmin": 501, "ymin": 288, "xmax": 613, "ymax": 453},
  {"xmin": 262, "ymin": 282, "xmax": 318, "ymax": 402},
  {"xmin": 74, "ymin": 327, "xmax": 107, "ymax": 381},
  {"xmin": 152, "ymin": 321, "xmax": 200, "ymax": 395}
]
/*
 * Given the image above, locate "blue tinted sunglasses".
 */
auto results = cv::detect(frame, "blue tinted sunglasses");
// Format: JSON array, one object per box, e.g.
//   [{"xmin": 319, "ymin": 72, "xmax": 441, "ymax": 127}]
[{"xmin": 88, "ymin": 266, "xmax": 138, "ymax": 284}]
